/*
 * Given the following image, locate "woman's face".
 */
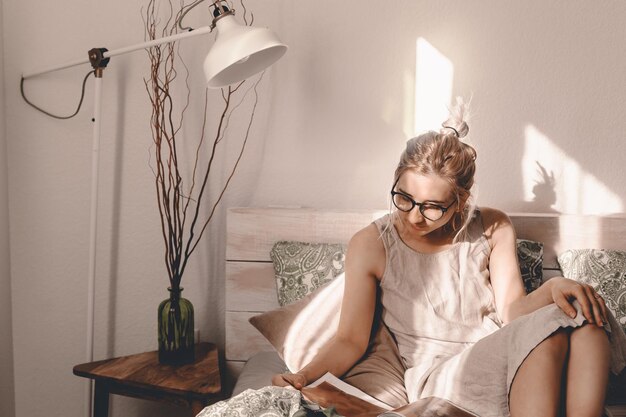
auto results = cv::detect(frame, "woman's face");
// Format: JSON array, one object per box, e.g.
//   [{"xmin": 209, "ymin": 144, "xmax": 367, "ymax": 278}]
[{"xmin": 393, "ymin": 171, "xmax": 458, "ymax": 237}]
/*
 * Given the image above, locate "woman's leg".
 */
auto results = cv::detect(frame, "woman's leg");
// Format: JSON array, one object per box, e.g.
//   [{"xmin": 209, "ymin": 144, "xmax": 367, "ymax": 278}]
[
  {"xmin": 510, "ymin": 330, "xmax": 569, "ymax": 417},
  {"xmin": 565, "ymin": 324, "xmax": 610, "ymax": 417}
]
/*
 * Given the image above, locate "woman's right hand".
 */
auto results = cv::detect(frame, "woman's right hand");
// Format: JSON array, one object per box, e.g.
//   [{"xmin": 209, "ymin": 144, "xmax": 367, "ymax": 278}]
[
  {"xmin": 550, "ymin": 277, "xmax": 608, "ymax": 326},
  {"xmin": 271, "ymin": 372, "xmax": 307, "ymax": 389}
]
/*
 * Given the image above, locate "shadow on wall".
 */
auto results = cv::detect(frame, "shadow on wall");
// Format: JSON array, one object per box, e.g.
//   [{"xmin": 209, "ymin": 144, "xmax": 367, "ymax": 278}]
[
  {"xmin": 519, "ymin": 162, "xmax": 559, "ymax": 214},
  {"xmin": 522, "ymin": 125, "xmax": 624, "ymax": 216}
]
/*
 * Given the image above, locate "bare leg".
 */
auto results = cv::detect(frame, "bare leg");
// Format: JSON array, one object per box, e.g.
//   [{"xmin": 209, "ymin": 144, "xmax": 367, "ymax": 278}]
[
  {"xmin": 510, "ymin": 330, "xmax": 569, "ymax": 417},
  {"xmin": 565, "ymin": 325, "xmax": 610, "ymax": 417}
]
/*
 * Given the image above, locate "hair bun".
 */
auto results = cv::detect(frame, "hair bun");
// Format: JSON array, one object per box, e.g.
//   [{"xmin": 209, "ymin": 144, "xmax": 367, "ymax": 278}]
[
  {"xmin": 441, "ymin": 97, "xmax": 470, "ymax": 139},
  {"xmin": 455, "ymin": 121, "xmax": 469, "ymax": 138}
]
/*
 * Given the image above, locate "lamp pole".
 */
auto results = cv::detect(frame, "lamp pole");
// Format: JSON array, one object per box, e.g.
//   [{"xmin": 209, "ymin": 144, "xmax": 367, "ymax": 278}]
[{"xmin": 86, "ymin": 49, "xmax": 106, "ymax": 417}]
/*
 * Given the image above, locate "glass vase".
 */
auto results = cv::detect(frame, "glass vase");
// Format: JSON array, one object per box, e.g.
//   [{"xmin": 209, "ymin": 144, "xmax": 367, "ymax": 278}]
[{"xmin": 158, "ymin": 286, "xmax": 195, "ymax": 365}]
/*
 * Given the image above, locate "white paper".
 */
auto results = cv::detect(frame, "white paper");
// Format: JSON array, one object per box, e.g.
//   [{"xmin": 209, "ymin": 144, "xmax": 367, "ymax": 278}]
[{"xmin": 306, "ymin": 372, "xmax": 392, "ymax": 410}]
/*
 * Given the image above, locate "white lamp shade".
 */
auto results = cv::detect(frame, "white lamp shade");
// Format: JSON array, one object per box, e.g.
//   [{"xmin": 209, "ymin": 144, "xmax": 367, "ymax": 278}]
[{"xmin": 204, "ymin": 15, "xmax": 287, "ymax": 88}]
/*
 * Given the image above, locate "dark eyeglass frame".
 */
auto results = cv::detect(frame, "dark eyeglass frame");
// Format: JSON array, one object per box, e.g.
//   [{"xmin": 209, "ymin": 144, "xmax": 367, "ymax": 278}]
[{"xmin": 390, "ymin": 181, "xmax": 457, "ymax": 221}]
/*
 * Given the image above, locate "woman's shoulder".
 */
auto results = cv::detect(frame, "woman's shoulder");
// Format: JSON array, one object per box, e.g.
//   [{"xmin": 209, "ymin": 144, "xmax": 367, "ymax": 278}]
[
  {"xmin": 349, "ymin": 223, "xmax": 385, "ymax": 252},
  {"xmin": 478, "ymin": 207, "xmax": 513, "ymax": 228},
  {"xmin": 477, "ymin": 207, "xmax": 516, "ymax": 244},
  {"xmin": 347, "ymin": 223, "xmax": 386, "ymax": 280}
]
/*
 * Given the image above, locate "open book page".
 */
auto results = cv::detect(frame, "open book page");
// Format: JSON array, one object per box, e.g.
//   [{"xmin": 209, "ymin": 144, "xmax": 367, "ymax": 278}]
[
  {"xmin": 378, "ymin": 396, "xmax": 479, "ymax": 417},
  {"xmin": 301, "ymin": 382, "xmax": 385, "ymax": 417},
  {"xmin": 305, "ymin": 372, "xmax": 391, "ymax": 410},
  {"xmin": 300, "ymin": 372, "xmax": 392, "ymax": 416}
]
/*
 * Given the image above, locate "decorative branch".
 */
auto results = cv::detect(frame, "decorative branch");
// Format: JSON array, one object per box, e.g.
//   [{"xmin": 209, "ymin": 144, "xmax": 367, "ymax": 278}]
[
  {"xmin": 144, "ymin": 0, "xmax": 260, "ymax": 288},
  {"xmin": 185, "ymin": 72, "xmax": 262, "ymax": 261}
]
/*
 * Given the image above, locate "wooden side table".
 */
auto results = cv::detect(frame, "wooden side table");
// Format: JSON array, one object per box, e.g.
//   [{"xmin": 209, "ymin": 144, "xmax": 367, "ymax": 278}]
[{"xmin": 73, "ymin": 342, "xmax": 224, "ymax": 417}]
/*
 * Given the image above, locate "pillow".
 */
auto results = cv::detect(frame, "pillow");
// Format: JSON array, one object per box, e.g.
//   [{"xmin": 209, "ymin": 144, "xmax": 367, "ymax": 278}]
[
  {"xmin": 250, "ymin": 275, "xmax": 344, "ymax": 372},
  {"xmin": 557, "ymin": 249, "xmax": 626, "ymax": 333},
  {"xmin": 516, "ymin": 239, "xmax": 544, "ymax": 294},
  {"xmin": 249, "ymin": 275, "xmax": 409, "ymax": 409},
  {"xmin": 270, "ymin": 241, "xmax": 346, "ymax": 306}
]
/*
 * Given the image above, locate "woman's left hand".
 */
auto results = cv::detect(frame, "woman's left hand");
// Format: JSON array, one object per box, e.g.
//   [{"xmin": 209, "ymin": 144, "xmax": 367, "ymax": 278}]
[{"xmin": 550, "ymin": 277, "xmax": 608, "ymax": 326}]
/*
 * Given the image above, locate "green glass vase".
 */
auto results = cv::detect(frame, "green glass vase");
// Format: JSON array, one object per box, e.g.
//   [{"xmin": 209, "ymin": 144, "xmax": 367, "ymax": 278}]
[{"xmin": 158, "ymin": 287, "xmax": 194, "ymax": 365}]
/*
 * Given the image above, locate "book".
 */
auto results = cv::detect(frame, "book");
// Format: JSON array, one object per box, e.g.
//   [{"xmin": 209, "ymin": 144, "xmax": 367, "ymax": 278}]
[
  {"xmin": 304, "ymin": 372, "xmax": 391, "ymax": 410},
  {"xmin": 300, "ymin": 373, "xmax": 387, "ymax": 417},
  {"xmin": 300, "ymin": 372, "xmax": 477, "ymax": 417}
]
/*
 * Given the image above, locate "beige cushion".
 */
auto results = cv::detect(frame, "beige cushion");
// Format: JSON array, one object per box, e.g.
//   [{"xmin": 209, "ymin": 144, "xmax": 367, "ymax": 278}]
[{"xmin": 249, "ymin": 274, "xmax": 408, "ymax": 408}]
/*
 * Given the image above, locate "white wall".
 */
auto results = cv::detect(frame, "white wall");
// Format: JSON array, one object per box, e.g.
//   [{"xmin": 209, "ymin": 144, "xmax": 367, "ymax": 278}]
[
  {"xmin": 249, "ymin": 1, "xmax": 626, "ymax": 215},
  {"xmin": 2, "ymin": 1, "xmax": 625, "ymax": 417},
  {"xmin": 0, "ymin": 0, "xmax": 16, "ymax": 415}
]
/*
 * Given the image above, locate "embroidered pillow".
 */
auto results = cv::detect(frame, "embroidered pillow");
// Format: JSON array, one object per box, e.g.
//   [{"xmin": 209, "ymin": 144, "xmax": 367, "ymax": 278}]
[
  {"xmin": 271, "ymin": 241, "xmax": 346, "ymax": 306},
  {"xmin": 557, "ymin": 249, "xmax": 626, "ymax": 333},
  {"xmin": 517, "ymin": 239, "xmax": 544, "ymax": 294}
]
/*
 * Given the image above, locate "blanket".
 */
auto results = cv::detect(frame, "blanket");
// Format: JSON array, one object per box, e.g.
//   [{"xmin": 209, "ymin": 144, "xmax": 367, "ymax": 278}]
[
  {"xmin": 197, "ymin": 386, "xmax": 304, "ymax": 417},
  {"xmin": 196, "ymin": 385, "xmax": 475, "ymax": 417}
]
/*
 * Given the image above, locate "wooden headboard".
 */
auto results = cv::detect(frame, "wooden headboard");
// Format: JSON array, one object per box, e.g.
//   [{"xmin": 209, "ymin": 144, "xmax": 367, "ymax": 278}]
[{"xmin": 224, "ymin": 207, "xmax": 626, "ymax": 388}]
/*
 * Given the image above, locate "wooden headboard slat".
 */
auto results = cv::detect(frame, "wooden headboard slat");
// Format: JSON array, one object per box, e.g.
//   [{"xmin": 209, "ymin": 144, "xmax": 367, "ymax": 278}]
[{"xmin": 226, "ymin": 208, "xmax": 387, "ymax": 262}]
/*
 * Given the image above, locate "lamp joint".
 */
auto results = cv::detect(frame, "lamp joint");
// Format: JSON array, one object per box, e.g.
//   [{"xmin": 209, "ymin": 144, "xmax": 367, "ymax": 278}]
[
  {"xmin": 210, "ymin": 1, "xmax": 235, "ymax": 29},
  {"xmin": 88, "ymin": 48, "xmax": 110, "ymax": 78}
]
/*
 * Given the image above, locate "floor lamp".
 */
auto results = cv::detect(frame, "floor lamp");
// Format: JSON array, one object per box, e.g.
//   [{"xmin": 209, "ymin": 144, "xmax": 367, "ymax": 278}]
[{"xmin": 20, "ymin": 1, "xmax": 286, "ymax": 415}]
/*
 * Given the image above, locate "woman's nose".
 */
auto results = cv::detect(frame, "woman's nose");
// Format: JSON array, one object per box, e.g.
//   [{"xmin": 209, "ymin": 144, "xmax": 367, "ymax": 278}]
[{"xmin": 409, "ymin": 207, "xmax": 425, "ymax": 223}]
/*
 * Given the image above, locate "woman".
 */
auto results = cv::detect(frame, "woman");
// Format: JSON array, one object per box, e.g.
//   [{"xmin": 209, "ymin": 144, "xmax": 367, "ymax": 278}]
[{"xmin": 272, "ymin": 99, "xmax": 622, "ymax": 417}]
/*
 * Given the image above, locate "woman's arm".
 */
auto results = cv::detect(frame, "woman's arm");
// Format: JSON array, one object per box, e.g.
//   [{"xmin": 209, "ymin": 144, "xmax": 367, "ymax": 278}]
[
  {"xmin": 482, "ymin": 208, "xmax": 527, "ymax": 323},
  {"xmin": 484, "ymin": 208, "xmax": 607, "ymax": 325},
  {"xmin": 272, "ymin": 224, "xmax": 384, "ymax": 388}
]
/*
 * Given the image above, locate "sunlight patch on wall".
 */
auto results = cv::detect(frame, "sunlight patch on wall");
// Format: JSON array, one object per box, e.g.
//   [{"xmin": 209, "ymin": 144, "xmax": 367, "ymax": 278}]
[
  {"xmin": 523, "ymin": 125, "xmax": 623, "ymax": 215},
  {"xmin": 403, "ymin": 69, "xmax": 415, "ymax": 139},
  {"xmin": 414, "ymin": 38, "xmax": 454, "ymax": 135}
]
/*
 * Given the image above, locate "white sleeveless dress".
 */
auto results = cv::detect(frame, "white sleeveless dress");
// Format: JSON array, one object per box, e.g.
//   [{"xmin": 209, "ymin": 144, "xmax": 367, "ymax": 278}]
[{"xmin": 373, "ymin": 211, "xmax": 626, "ymax": 417}]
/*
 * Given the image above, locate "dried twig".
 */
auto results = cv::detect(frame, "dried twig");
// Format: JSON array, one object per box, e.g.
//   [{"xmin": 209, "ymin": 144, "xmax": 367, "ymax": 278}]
[{"xmin": 144, "ymin": 0, "xmax": 260, "ymax": 288}]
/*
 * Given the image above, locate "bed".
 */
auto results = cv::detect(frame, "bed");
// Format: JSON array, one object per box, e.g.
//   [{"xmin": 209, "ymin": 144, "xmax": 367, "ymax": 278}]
[{"xmin": 223, "ymin": 207, "xmax": 626, "ymax": 416}]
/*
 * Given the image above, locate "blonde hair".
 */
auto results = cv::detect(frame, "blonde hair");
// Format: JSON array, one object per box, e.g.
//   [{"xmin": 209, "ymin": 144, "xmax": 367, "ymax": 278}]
[{"xmin": 389, "ymin": 97, "xmax": 477, "ymax": 243}]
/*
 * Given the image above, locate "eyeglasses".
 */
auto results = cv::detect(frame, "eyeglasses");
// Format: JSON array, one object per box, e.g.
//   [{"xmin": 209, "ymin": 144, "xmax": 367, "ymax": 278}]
[{"xmin": 390, "ymin": 187, "xmax": 456, "ymax": 221}]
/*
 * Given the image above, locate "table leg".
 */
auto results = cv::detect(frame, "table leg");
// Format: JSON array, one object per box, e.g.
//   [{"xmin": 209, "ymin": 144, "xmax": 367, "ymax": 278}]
[
  {"xmin": 191, "ymin": 400, "xmax": 207, "ymax": 416},
  {"xmin": 93, "ymin": 381, "xmax": 110, "ymax": 417}
]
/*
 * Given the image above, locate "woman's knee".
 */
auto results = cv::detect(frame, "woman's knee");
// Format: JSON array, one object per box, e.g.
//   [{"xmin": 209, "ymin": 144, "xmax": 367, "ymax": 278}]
[
  {"xmin": 538, "ymin": 329, "xmax": 570, "ymax": 361},
  {"xmin": 570, "ymin": 323, "xmax": 610, "ymax": 352}
]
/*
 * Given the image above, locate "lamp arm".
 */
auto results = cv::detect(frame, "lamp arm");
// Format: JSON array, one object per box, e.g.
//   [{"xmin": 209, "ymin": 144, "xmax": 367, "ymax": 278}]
[{"xmin": 22, "ymin": 25, "xmax": 214, "ymax": 79}]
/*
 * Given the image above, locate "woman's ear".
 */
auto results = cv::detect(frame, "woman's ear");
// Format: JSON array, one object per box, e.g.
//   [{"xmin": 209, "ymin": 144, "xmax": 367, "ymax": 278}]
[{"xmin": 457, "ymin": 195, "xmax": 469, "ymax": 212}]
